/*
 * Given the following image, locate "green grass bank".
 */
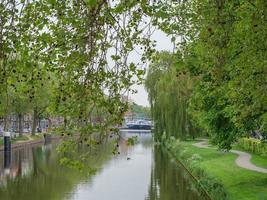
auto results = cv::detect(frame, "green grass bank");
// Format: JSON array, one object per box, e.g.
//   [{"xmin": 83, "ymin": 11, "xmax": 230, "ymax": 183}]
[
  {"xmin": 164, "ymin": 138, "xmax": 267, "ymax": 200},
  {"xmin": 0, "ymin": 134, "xmax": 44, "ymax": 148}
]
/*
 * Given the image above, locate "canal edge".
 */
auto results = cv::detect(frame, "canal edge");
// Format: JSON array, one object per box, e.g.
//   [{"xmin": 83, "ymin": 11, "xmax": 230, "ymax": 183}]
[
  {"xmin": 0, "ymin": 135, "xmax": 62, "ymax": 152},
  {"xmin": 166, "ymin": 149, "xmax": 214, "ymax": 200}
]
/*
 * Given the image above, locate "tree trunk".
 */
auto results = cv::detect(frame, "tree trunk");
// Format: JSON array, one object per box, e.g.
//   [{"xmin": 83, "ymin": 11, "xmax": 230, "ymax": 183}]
[
  {"xmin": 18, "ymin": 114, "xmax": 23, "ymax": 137},
  {"xmin": 38, "ymin": 117, "xmax": 41, "ymax": 132},
  {"xmin": 31, "ymin": 108, "xmax": 38, "ymax": 136},
  {"xmin": 3, "ymin": 115, "xmax": 9, "ymax": 132}
]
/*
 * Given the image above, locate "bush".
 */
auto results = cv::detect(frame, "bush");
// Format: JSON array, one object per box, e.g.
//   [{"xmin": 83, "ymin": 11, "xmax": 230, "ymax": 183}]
[{"xmin": 238, "ymin": 137, "xmax": 267, "ymax": 156}]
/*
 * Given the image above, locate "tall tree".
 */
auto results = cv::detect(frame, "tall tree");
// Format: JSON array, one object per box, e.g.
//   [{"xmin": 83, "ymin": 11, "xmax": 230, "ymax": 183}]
[{"xmin": 145, "ymin": 51, "xmax": 197, "ymax": 141}]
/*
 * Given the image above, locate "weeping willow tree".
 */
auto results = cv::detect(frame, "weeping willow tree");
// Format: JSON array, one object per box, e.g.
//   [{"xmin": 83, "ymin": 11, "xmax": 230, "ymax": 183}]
[{"xmin": 145, "ymin": 51, "xmax": 197, "ymax": 141}]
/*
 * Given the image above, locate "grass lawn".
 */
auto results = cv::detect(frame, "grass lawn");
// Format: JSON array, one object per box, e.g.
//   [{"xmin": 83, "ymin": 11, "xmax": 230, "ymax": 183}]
[
  {"xmin": 250, "ymin": 155, "xmax": 267, "ymax": 169},
  {"xmin": 0, "ymin": 134, "xmax": 44, "ymax": 147},
  {"xmin": 180, "ymin": 140, "xmax": 267, "ymax": 200},
  {"xmin": 11, "ymin": 135, "xmax": 29, "ymax": 143},
  {"xmin": 28, "ymin": 134, "xmax": 44, "ymax": 140}
]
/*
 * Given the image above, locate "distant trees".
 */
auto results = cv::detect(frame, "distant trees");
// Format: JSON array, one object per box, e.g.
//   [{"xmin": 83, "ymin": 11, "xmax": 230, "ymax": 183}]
[
  {"xmin": 0, "ymin": 1, "xmax": 56, "ymax": 135},
  {"xmin": 129, "ymin": 103, "xmax": 150, "ymax": 119}
]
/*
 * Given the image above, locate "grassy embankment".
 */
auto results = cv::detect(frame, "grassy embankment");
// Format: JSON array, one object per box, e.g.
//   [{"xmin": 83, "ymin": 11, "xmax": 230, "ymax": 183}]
[
  {"xmin": 173, "ymin": 140, "xmax": 267, "ymax": 200},
  {"xmin": 0, "ymin": 134, "xmax": 44, "ymax": 147}
]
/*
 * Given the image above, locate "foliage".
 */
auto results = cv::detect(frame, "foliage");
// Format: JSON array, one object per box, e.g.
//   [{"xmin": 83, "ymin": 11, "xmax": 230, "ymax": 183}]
[
  {"xmin": 0, "ymin": 0, "xmax": 266, "ymax": 161},
  {"xmin": 144, "ymin": 0, "xmax": 267, "ymax": 150},
  {"xmin": 238, "ymin": 137, "xmax": 267, "ymax": 156},
  {"xmin": 126, "ymin": 135, "xmax": 138, "ymax": 146},
  {"xmin": 186, "ymin": 0, "xmax": 267, "ymax": 149},
  {"xmin": 129, "ymin": 102, "xmax": 150, "ymax": 118},
  {"xmin": 0, "ymin": 0, "xmax": 178, "ymax": 165},
  {"xmin": 145, "ymin": 51, "xmax": 198, "ymax": 141}
]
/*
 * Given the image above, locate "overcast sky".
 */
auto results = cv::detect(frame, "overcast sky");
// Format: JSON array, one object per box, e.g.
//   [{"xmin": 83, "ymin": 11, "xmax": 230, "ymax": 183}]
[{"xmin": 129, "ymin": 30, "xmax": 173, "ymax": 107}]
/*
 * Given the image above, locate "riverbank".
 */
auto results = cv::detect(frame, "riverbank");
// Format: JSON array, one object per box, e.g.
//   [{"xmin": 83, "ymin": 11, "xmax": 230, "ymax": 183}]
[
  {"xmin": 0, "ymin": 134, "xmax": 61, "ymax": 151},
  {"xmin": 164, "ymin": 138, "xmax": 267, "ymax": 200}
]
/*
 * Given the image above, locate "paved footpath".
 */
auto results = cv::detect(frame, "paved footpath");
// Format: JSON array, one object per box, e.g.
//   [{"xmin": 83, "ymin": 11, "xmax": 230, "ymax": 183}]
[{"xmin": 193, "ymin": 139, "xmax": 267, "ymax": 174}]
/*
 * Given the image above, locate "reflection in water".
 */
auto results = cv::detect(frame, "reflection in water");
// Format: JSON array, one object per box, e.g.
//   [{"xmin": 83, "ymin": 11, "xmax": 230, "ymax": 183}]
[
  {"xmin": 146, "ymin": 146, "xmax": 203, "ymax": 200},
  {"xmin": 0, "ymin": 142, "xmax": 114, "ymax": 200},
  {"xmin": 4, "ymin": 151, "xmax": 11, "ymax": 170},
  {"xmin": 0, "ymin": 131, "xmax": 203, "ymax": 200}
]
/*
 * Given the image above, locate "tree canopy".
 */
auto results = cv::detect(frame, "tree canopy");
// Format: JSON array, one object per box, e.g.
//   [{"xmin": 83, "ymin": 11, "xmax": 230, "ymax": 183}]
[
  {"xmin": 146, "ymin": 0, "xmax": 267, "ymax": 149},
  {"xmin": 0, "ymin": 0, "xmax": 178, "ymax": 167},
  {"xmin": 1, "ymin": 0, "xmax": 266, "ymax": 152}
]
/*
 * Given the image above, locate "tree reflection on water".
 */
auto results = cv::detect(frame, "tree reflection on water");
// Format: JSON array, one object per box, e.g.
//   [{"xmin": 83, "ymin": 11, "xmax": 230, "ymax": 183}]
[{"xmin": 146, "ymin": 145, "xmax": 203, "ymax": 200}]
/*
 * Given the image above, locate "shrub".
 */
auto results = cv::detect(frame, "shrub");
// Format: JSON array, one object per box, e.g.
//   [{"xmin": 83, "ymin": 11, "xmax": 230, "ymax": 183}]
[{"xmin": 238, "ymin": 137, "xmax": 267, "ymax": 156}]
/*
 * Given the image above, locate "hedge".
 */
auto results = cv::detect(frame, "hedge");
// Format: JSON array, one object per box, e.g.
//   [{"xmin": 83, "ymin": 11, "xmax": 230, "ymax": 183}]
[{"xmin": 238, "ymin": 137, "xmax": 267, "ymax": 156}]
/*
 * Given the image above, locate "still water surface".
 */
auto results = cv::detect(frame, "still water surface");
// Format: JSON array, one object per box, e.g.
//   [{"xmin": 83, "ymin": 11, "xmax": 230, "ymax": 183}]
[{"xmin": 0, "ymin": 131, "xmax": 204, "ymax": 200}]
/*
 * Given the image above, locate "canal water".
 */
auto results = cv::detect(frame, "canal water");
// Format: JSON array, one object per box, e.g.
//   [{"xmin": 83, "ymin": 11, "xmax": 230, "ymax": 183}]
[{"xmin": 0, "ymin": 131, "xmax": 204, "ymax": 200}]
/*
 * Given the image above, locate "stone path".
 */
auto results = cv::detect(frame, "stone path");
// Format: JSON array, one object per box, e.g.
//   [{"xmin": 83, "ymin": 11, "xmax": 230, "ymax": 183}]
[{"xmin": 193, "ymin": 139, "xmax": 267, "ymax": 174}]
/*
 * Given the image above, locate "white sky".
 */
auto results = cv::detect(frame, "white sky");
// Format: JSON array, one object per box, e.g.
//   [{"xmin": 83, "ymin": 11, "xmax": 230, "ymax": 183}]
[{"xmin": 129, "ymin": 30, "xmax": 173, "ymax": 107}]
